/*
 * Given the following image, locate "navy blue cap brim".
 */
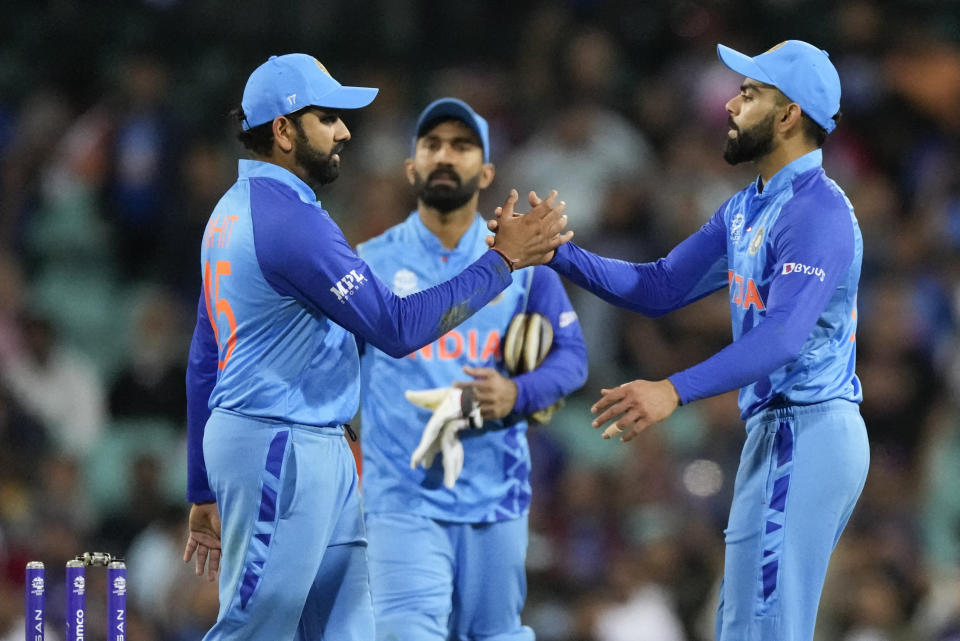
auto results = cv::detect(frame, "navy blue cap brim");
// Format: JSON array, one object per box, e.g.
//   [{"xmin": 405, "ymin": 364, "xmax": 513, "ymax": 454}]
[
  {"xmin": 312, "ymin": 85, "xmax": 379, "ymax": 110},
  {"xmin": 717, "ymin": 44, "xmax": 775, "ymax": 85},
  {"xmin": 417, "ymin": 101, "xmax": 478, "ymax": 137}
]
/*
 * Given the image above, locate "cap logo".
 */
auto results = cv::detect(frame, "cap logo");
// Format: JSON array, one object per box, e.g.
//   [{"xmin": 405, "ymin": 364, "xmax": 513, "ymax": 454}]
[
  {"xmin": 287, "ymin": 93, "xmax": 297, "ymax": 106},
  {"xmin": 313, "ymin": 59, "xmax": 331, "ymax": 76}
]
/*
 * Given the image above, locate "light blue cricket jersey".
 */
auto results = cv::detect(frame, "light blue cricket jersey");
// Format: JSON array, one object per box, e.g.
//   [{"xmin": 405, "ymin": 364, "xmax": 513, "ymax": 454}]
[
  {"xmin": 357, "ymin": 213, "xmax": 587, "ymax": 523},
  {"xmin": 185, "ymin": 161, "xmax": 515, "ymax": 502},
  {"xmin": 550, "ymin": 149, "xmax": 863, "ymax": 419}
]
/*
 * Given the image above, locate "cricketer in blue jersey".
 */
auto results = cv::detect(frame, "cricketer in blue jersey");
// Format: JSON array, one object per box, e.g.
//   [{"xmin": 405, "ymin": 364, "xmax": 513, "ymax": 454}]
[
  {"xmin": 492, "ymin": 41, "xmax": 869, "ymax": 641},
  {"xmin": 181, "ymin": 56, "xmax": 572, "ymax": 641},
  {"xmin": 356, "ymin": 98, "xmax": 588, "ymax": 641}
]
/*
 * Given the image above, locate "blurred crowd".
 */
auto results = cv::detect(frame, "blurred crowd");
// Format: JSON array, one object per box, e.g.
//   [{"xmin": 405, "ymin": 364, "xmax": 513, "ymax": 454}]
[{"xmin": 1, "ymin": 0, "xmax": 959, "ymax": 639}]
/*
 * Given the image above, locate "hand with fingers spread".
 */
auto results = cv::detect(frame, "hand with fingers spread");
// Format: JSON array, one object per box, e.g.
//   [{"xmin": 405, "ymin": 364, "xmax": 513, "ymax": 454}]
[
  {"xmin": 489, "ymin": 189, "xmax": 573, "ymax": 268},
  {"xmin": 183, "ymin": 501, "xmax": 222, "ymax": 582},
  {"xmin": 591, "ymin": 379, "xmax": 681, "ymax": 442},
  {"xmin": 453, "ymin": 366, "xmax": 518, "ymax": 420}
]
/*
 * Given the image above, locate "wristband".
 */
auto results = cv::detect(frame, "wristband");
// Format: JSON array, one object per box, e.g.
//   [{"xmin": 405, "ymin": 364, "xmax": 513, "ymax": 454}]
[{"xmin": 490, "ymin": 248, "xmax": 516, "ymax": 272}]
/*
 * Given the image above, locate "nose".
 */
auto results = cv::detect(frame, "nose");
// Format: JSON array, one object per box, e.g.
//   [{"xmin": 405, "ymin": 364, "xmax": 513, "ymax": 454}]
[
  {"xmin": 432, "ymin": 142, "xmax": 454, "ymax": 163},
  {"xmin": 725, "ymin": 95, "xmax": 740, "ymax": 116},
  {"xmin": 336, "ymin": 119, "xmax": 351, "ymax": 142}
]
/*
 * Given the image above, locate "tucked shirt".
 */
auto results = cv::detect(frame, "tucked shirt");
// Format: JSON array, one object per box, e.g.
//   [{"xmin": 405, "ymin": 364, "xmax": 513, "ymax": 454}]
[
  {"xmin": 185, "ymin": 160, "xmax": 513, "ymax": 502},
  {"xmin": 549, "ymin": 149, "xmax": 862, "ymax": 419}
]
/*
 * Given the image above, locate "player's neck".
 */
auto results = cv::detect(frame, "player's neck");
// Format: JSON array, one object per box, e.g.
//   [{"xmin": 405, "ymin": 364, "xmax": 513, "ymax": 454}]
[
  {"xmin": 254, "ymin": 152, "xmax": 321, "ymax": 199},
  {"xmin": 755, "ymin": 138, "xmax": 817, "ymax": 188},
  {"xmin": 418, "ymin": 201, "xmax": 478, "ymax": 250}
]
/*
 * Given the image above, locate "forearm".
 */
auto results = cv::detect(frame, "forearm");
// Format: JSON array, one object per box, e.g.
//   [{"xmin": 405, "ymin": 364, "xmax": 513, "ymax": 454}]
[
  {"xmin": 512, "ymin": 340, "xmax": 588, "ymax": 414},
  {"xmin": 549, "ymin": 235, "xmax": 727, "ymax": 316},
  {"xmin": 668, "ymin": 312, "xmax": 803, "ymax": 404},
  {"xmin": 185, "ymin": 299, "xmax": 218, "ymax": 503},
  {"xmin": 363, "ymin": 250, "xmax": 514, "ymax": 357}
]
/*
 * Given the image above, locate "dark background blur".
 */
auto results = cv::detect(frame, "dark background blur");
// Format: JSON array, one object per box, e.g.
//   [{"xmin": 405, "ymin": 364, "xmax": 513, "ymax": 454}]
[{"xmin": 1, "ymin": 1, "xmax": 959, "ymax": 639}]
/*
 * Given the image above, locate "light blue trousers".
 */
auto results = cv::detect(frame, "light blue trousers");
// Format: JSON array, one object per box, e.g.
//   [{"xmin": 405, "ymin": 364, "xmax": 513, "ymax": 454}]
[
  {"xmin": 366, "ymin": 511, "xmax": 535, "ymax": 641},
  {"xmin": 202, "ymin": 409, "xmax": 374, "ymax": 641},
  {"xmin": 716, "ymin": 399, "xmax": 870, "ymax": 641}
]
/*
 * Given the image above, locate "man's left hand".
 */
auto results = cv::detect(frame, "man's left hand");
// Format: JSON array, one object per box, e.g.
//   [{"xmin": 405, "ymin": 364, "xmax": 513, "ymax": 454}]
[
  {"xmin": 455, "ymin": 366, "xmax": 518, "ymax": 420},
  {"xmin": 590, "ymin": 379, "xmax": 680, "ymax": 442},
  {"xmin": 183, "ymin": 502, "xmax": 222, "ymax": 582}
]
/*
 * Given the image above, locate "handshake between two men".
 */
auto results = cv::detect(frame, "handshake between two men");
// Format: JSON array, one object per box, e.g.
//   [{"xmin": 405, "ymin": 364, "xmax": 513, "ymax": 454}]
[{"xmin": 484, "ymin": 189, "xmax": 571, "ymax": 271}]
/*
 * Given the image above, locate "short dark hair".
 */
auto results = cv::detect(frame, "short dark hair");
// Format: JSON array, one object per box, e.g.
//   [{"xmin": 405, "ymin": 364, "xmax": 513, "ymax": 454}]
[
  {"xmin": 230, "ymin": 106, "xmax": 309, "ymax": 157},
  {"xmin": 801, "ymin": 111, "xmax": 841, "ymax": 148},
  {"xmin": 772, "ymin": 89, "xmax": 839, "ymax": 147}
]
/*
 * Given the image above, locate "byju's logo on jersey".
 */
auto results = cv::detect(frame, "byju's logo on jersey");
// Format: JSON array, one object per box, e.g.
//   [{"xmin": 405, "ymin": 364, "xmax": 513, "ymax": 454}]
[
  {"xmin": 730, "ymin": 213, "xmax": 745, "ymax": 242},
  {"xmin": 782, "ymin": 262, "xmax": 826, "ymax": 282},
  {"xmin": 330, "ymin": 269, "xmax": 368, "ymax": 303}
]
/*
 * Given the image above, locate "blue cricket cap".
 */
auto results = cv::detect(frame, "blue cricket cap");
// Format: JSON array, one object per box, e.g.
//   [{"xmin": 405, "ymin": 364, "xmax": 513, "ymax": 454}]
[
  {"xmin": 240, "ymin": 54, "xmax": 378, "ymax": 131},
  {"xmin": 717, "ymin": 40, "xmax": 841, "ymax": 133},
  {"xmin": 412, "ymin": 98, "xmax": 491, "ymax": 163}
]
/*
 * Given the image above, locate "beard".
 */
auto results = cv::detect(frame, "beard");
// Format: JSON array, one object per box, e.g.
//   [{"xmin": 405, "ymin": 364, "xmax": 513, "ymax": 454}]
[
  {"xmin": 294, "ymin": 127, "xmax": 342, "ymax": 188},
  {"xmin": 414, "ymin": 168, "xmax": 481, "ymax": 213},
  {"xmin": 723, "ymin": 111, "xmax": 776, "ymax": 165}
]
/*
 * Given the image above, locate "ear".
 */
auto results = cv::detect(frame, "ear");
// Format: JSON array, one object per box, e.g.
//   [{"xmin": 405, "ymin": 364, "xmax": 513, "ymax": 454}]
[
  {"xmin": 778, "ymin": 102, "xmax": 803, "ymax": 134},
  {"xmin": 478, "ymin": 163, "xmax": 495, "ymax": 190},
  {"xmin": 404, "ymin": 158, "xmax": 416, "ymax": 186},
  {"xmin": 272, "ymin": 116, "xmax": 296, "ymax": 154}
]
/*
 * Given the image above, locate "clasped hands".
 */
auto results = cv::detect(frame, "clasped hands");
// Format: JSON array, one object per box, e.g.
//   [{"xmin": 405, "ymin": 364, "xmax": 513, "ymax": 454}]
[{"xmin": 487, "ymin": 189, "xmax": 573, "ymax": 268}]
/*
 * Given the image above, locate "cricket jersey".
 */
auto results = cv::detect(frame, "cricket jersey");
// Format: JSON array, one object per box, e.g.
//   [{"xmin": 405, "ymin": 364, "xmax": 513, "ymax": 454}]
[
  {"xmin": 549, "ymin": 149, "xmax": 862, "ymax": 419},
  {"xmin": 185, "ymin": 160, "xmax": 515, "ymax": 503},
  {"xmin": 357, "ymin": 213, "xmax": 587, "ymax": 523}
]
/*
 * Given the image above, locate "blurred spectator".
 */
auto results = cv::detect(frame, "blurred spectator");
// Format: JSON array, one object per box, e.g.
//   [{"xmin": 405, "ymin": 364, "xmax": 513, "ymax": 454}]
[
  {"xmin": 108, "ymin": 287, "xmax": 187, "ymax": 427},
  {"xmin": 104, "ymin": 54, "xmax": 181, "ymax": 280},
  {"xmin": 0, "ymin": 312, "xmax": 105, "ymax": 455}
]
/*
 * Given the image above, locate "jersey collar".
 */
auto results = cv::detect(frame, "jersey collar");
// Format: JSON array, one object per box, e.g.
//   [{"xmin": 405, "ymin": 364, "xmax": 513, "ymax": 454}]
[
  {"xmin": 238, "ymin": 159, "xmax": 319, "ymax": 205},
  {"xmin": 409, "ymin": 210, "xmax": 485, "ymax": 258},
  {"xmin": 755, "ymin": 149, "xmax": 822, "ymax": 199}
]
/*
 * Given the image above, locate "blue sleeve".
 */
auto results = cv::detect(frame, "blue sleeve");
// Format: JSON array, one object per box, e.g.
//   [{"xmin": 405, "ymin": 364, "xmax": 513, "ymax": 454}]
[
  {"xmin": 547, "ymin": 209, "xmax": 729, "ymax": 316},
  {"xmin": 668, "ymin": 199, "xmax": 855, "ymax": 403},
  {"xmin": 250, "ymin": 178, "xmax": 512, "ymax": 358},
  {"xmin": 185, "ymin": 294, "xmax": 218, "ymax": 503},
  {"xmin": 511, "ymin": 266, "xmax": 588, "ymax": 414}
]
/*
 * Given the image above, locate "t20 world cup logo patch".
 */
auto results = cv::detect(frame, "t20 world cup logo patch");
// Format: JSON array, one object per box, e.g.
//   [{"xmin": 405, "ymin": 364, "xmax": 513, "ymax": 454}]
[{"xmin": 730, "ymin": 213, "xmax": 745, "ymax": 242}]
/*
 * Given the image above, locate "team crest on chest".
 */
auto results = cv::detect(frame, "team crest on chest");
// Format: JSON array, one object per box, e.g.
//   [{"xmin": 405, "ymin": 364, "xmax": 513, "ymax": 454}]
[
  {"xmin": 748, "ymin": 225, "xmax": 765, "ymax": 255},
  {"xmin": 393, "ymin": 268, "xmax": 418, "ymax": 295},
  {"xmin": 730, "ymin": 213, "xmax": 745, "ymax": 242}
]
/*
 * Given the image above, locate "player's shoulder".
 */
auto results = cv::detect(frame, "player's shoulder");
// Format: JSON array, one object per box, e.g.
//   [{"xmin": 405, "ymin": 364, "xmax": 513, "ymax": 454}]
[
  {"xmin": 777, "ymin": 169, "xmax": 856, "ymax": 246},
  {"xmin": 526, "ymin": 264, "xmax": 563, "ymax": 288},
  {"xmin": 248, "ymin": 176, "xmax": 333, "ymax": 223},
  {"xmin": 357, "ymin": 212, "xmax": 418, "ymax": 258},
  {"xmin": 787, "ymin": 167, "xmax": 853, "ymax": 219}
]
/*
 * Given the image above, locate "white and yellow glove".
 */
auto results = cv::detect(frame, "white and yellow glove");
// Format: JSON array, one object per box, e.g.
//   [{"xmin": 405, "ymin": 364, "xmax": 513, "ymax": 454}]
[
  {"xmin": 503, "ymin": 312, "xmax": 564, "ymax": 423},
  {"xmin": 405, "ymin": 386, "xmax": 482, "ymax": 488}
]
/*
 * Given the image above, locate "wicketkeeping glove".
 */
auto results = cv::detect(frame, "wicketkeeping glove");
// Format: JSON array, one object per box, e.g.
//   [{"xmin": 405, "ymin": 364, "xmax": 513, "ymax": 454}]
[
  {"xmin": 405, "ymin": 386, "xmax": 482, "ymax": 488},
  {"xmin": 503, "ymin": 312, "xmax": 564, "ymax": 423}
]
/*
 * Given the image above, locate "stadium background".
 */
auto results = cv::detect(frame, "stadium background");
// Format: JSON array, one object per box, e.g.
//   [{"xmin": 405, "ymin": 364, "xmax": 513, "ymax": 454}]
[{"xmin": 1, "ymin": 0, "xmax": 959, "ymax": 639}]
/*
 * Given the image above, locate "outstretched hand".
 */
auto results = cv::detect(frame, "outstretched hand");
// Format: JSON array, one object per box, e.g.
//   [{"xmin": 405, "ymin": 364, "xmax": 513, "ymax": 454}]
[
  {"xmin": 590, "ymin": 379, "xmax": 681, "ymax": 442},
  {"xmin": 488, "ymin": 190, "xmax": 573, "ymax": 268},
  {"xmin": 183, "ymin": 502, "xmax": 222, "ymax": 582}
]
